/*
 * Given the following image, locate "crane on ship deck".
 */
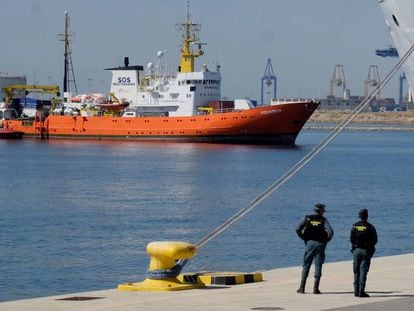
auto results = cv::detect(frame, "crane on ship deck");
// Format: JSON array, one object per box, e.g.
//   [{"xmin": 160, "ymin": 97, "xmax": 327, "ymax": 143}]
[
  {"xmin": 2, "ymin": 84, "xmax": 61, "ymax": 116},
  {"xmin": 3, "ymin": 84, "xmax": 60, "ymax": 105}
]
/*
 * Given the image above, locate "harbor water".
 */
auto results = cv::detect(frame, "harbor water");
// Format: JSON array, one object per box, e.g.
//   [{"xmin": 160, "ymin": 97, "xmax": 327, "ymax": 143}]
[{"xmin": 1, "ymin": 129, "xmax": 413, "ymax": 302}]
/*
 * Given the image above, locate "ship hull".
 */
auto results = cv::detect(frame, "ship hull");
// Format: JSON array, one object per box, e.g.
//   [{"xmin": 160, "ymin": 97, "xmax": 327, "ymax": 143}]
[
  {"xmin": 0, "ymin": 130, "xmax": 24, "ymax": 139},
  {"xmin": 4, "ymin": 101, "xmax": 318, "ymax": 145},
  {"xmin": 379, "ymin": 0, "xmax": 414, "ymax": 94}
]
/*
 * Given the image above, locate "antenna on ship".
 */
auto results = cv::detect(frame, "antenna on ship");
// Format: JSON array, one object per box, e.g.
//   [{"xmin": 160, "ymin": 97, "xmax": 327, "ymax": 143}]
[
  {"xmin": 177, "ymin": 1, "xmax": 204, "ymax": 73},
  {"xmin": 58, "ymin": 11, "xmax": 78, "ymax": 101}
]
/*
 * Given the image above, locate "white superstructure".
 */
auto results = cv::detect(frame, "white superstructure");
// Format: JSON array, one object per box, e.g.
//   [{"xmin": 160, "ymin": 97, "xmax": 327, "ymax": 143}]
[
  {"xmin": 104, "ymin": 3, "xmax": 240, "ymax": 118},
  {"xmin": 379, "ymin": 0, "xmax": 414, "ymax": 98},
  {"xmin": 107, "ymin": 57, "xmax": 221, "ymax": 117}
]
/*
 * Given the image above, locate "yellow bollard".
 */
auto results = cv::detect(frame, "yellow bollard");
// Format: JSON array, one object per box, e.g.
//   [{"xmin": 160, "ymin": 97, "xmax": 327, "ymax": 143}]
[{"xmin": 118, "ymin": 241, "xmax": 204, "ymax": 291}]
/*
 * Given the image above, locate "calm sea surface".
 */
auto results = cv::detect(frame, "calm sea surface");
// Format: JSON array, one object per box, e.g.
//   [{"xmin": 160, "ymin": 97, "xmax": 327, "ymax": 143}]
[{"xmin": 1, "ymin": 129, "xmax": 413, "ymax": 302}]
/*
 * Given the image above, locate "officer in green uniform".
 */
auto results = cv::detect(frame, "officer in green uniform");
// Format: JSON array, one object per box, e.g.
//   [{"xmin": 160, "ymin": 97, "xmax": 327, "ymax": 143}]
[
  {"xmin": 350, "ymin": 208, "xmax": 378, "ymax": 298},
  {"xmin": 295, "ymin": 203, "xmax": 334, "ymax": 294}
]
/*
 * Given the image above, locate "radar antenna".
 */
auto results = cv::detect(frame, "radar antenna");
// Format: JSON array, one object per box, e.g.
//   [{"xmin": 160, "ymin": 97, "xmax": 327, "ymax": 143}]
[{"xmin": 176, "ymin": 1, "xmax": 204, "ymax": 73}]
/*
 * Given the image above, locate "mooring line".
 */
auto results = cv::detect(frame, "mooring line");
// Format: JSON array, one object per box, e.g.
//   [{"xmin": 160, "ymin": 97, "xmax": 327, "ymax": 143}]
[{"xmin": 194, "ymin": 43, "xmax": 414, "ymax": 250}]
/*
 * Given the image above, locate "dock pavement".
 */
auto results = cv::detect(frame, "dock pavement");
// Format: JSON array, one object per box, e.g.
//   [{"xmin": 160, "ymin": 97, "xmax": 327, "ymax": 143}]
[{"xmin": 1, "ymin": 253, "xmax": 413, "ymax": 311}]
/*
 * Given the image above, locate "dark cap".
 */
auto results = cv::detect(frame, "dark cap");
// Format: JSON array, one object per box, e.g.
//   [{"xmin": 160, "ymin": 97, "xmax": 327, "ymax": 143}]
[
  {"xmin": 359, "ymin": 209, "xmax": 368, "ymax": 219},
  {"xmin": 314, "ymin": 203, "xmax": 326, "ymax": 212}
]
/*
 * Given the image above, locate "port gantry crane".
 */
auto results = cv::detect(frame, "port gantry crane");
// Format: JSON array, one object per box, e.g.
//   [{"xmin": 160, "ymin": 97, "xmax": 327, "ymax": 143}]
[
  {"xmin": 375, "ymin": 46, "xmax": 398, "ymax": 58},
  {"xmin": 329, "ymin": 64, "xmax": 349, "ymax": 98},
  {"xmin": 375, "ymin": 46, "xmax": 409, "ymax": 106},
  {"xmin": 261, "ymin": 58, "xmax": 277, "ymax": 105},
  {"xmin": 364, "ymin": 65, "xmax": 381, "ymax": 97}
]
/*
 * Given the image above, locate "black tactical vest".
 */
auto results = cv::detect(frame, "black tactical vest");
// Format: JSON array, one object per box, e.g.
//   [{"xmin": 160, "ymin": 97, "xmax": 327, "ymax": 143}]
[
  {"xmin": 352, "ymin": 221, "xmax": 372, "ymax": 249},
  {"xmin": 303, "ymin": 214, "xmax": 327, "ymax": 243}
]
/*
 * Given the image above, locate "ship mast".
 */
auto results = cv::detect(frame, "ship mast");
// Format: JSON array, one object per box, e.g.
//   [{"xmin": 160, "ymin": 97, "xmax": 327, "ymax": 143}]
[
  {"xmin": 58, "ymin": 11, "xmax": 78, "ymax": 98},
  {"xmin": 177, "ymin": 1, "xmax": 204, "ymax": 73}
]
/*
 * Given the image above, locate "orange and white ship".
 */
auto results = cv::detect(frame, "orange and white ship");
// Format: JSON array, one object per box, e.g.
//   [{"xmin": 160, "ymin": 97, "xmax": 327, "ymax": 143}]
[{"xmin": 1, "ymin": 6, "xmax": 318, "ymax": 145}]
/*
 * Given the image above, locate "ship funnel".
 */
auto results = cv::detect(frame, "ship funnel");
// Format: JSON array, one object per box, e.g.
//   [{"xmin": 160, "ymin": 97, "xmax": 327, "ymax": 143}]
[{"xmin": 124, "ymin": 57, "xmax": 129, "ymax": 67}]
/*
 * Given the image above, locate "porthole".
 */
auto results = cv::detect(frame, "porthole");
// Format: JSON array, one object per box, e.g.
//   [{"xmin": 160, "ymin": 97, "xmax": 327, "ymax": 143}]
[{"xmin": 392, "ymin": 14, "xmax": 400, "ymax": 27}]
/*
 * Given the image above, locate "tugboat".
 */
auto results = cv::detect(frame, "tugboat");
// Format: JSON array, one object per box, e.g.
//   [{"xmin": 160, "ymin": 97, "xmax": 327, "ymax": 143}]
[{"xmin": 3, "ymin": 5, "xmax": 318, "ymax": 145}]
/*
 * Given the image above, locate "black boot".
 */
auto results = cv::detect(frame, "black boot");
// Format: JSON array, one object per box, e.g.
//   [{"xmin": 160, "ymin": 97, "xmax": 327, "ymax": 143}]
[
  {"xmin": 353, "ymin": 273, "xmax": 360, "ymax": 297},
  {"xmin": 359, "ymin": 284, "xmax": 369, "ymax": 297},
  {"xmin": 296, "ymin": 280, "xmax": 306, "ymax": 294},
  {"xmin": 359, "ymin": 291, "xmax": 370, "ymax": 298},
  {"xmin": 313, "ymin": 277, "xmax": 321, "ymax": 294},
  {"xmin": 354, "ymin": 284, "xmax": 359, "ymax": 297},
  {"xmin": 297, "ymin": 267, "xmax": 310, "ymax": 294}
]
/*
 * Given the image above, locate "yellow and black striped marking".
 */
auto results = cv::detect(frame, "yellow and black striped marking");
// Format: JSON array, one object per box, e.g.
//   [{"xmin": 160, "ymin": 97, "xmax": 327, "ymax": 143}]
[{"xmin": 179, "ymin": 272, "xmax": 263, "ymax": 285}]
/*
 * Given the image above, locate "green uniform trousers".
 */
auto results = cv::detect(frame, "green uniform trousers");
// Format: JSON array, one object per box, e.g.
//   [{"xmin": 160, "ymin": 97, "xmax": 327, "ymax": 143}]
[
  {"xmin": 352, "ymin": 248, "xmax": 372, "ymax": 293},
  {"xmin": 301, "ymin": 240, "xmax": 326, "ymax": 280}
]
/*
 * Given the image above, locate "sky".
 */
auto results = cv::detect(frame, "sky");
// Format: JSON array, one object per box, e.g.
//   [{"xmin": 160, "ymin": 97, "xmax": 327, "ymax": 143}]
[{"xmin": 0, "ymin": 0, "xmax": 399, "ymax": 101}]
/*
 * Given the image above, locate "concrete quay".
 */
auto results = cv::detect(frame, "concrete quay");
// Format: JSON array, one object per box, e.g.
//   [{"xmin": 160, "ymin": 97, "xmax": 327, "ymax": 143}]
[
  {"xmin": 304, "ymin": 124, "xmax": 414, "ymax": 131},
  {"xmin": 1, "ymin": 253, "xmax": 413, "ymax": 311}
]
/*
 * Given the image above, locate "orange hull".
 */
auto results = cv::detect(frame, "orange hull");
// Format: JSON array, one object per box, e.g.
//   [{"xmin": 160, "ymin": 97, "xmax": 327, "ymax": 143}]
[{"xmin": 4, "ymin": 101, "xmax": 318, "ymax": 145}]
